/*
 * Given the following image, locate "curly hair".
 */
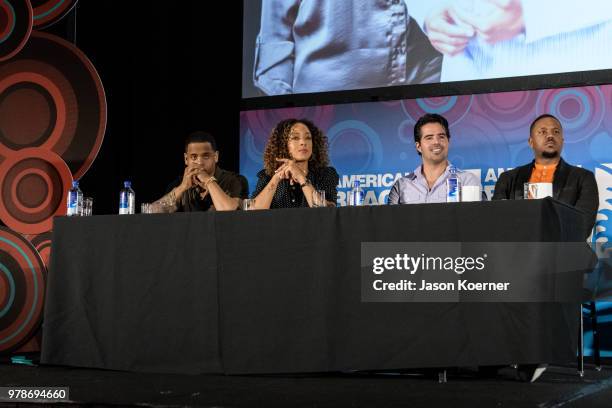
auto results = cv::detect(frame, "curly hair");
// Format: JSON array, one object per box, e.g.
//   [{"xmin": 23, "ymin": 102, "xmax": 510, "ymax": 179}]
[{"xmin": 263, "ymin": 118, "xmax": 330, "ymax": 176}]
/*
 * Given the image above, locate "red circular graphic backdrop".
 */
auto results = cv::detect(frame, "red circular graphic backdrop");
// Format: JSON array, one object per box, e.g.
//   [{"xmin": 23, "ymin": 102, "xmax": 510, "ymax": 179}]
[
  {"xmin": 0, "ymin": 147, "xmax": 72, "ymax": 234},
  {"xmin": 31, "ymin": 0, "xmax": 77, "ymax": 29},
  {"xmin": 0, "ymin": 31, "xmax": 106, "ymax": 179},
  {"xmin": 0, "ymin": 0, "xmax": 32, "ymax": 62},
  {"xmin": 0, "ymin": 225, "xmax": 46, "ymax": 353}
]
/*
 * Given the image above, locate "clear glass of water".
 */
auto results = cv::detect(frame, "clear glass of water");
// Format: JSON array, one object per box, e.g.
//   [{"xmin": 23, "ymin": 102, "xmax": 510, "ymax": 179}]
[
  {"xmin": 82, "ymin": 197, "xmax": 93, "ymax": 216},
  {"xmin": 312, "ymin": 190, "xmax": 326, "ymax": 207},
  {"xmin": 242, "ymin": 199, "xmax": 255, "ymax": 211},
  {"xmin": 523, "ymin": 183, "xmax": 532, "ymax": 200}
]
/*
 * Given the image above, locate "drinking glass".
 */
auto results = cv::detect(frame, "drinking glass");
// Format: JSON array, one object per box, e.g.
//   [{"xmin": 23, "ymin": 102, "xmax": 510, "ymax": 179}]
[
  {"xmin": 524, "ymin": 182, "xmax": 553, "ymax": 200},
  {"xmin": 312, "ymin": 190, "xmax": 326, "ymax": 207},
  {"xmin": 82, "ymin": 197, "xmax": 93, "ymax": 216},
  {"xmin": 242, "ymin": 199, "xmax": 255, "ymax": 211},
  {"xmin": 141, "ymin": 203, "xmax": 151, "ymax": 214}
]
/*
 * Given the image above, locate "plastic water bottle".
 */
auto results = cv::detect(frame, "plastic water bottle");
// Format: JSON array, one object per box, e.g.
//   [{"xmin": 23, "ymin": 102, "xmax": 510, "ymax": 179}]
[
  {"xmin": 446, "ymin": 166, "xmax": 461, "ymax": 203},
  {"xmin": 119, "ymin": 181, "xmax": 135, "ymax": 215},
  {"xmin": 348, "ymin": 180, "xmax": 364, "ymax": 206},
  {"xmin": 67, "ymin": 180, "xmax": 83, "ymax": 216}
]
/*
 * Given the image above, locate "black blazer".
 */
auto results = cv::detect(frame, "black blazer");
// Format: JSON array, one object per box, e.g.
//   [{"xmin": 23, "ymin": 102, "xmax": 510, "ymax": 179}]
[{"xmin": 492, "ymin": 158, "xmax": 599, "ymax": 238}]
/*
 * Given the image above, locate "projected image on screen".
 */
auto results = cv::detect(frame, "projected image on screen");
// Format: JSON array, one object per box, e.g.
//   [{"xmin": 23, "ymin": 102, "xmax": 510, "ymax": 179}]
[{"xmin": 243, "ymin": 0, "xmax": 612, "ymax": 98}]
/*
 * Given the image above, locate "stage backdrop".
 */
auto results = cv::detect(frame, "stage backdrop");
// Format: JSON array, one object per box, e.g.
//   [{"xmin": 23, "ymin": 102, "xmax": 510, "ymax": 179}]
[{"xmin": 240, "ymin": 84, "xmax": 612, "ymax": 356}]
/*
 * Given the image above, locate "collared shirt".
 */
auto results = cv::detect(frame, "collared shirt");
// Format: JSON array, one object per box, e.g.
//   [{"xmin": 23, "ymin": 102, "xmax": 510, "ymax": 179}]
[
  {"xmin": 388, "ymin": 164, "xmax": 481, "ymax": 204},
  {"xmin": 529, "ymin": 162, "xmax": 558, "ymax": 183},
  {"xmin": 254, "ymin": 0, "xmax": 410, "ymax": 95},
  {"xmin": 409, "ymin": 1, "xmax": 612, "ymax": 82},
  {"xmin": 166, "ymin": 167, "xmax": 249, "ymax": 212}
]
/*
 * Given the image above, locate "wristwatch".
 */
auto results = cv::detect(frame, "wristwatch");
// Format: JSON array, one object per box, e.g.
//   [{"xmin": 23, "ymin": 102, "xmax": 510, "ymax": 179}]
[{"xmin": 204, "ymin": 176, "xmax": 217, "ymax": 188}]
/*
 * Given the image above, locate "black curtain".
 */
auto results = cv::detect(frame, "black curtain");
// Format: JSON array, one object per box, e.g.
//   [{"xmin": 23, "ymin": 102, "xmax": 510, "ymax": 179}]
[{"xmin": 59, "ymin": 1, "xmax": 243, "ymax": 214}]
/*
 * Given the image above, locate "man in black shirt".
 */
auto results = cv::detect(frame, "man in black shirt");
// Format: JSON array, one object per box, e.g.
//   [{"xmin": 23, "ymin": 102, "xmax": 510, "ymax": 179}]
[{"xmin": 155, "ymin": 131, "xmax": 248, "ymax": 212}]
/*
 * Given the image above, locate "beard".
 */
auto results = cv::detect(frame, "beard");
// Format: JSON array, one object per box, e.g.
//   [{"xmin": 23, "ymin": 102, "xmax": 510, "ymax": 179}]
[{"xmin": 542, "ymin": 150, "xmax": 559, "ymax": 159}]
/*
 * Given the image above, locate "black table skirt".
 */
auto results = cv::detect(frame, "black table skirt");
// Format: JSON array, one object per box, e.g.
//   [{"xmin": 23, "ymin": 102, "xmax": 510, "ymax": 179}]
[{"xmin": 42, "ymin": 199, "xmax": 585, "ymax": 374}]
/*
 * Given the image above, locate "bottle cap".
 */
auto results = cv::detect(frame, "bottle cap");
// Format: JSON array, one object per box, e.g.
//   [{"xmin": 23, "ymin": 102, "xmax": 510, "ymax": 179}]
[
  {"xmin": 124, "ymin": 181, "xmax": 131, "ymax": 188},
  {"xmin": 72, "ymin": 180, "xmax": 79, "ymax": 188},
  {"xmin": 354, "ymin": 180, "xmax": 360, "ymax": 187}
]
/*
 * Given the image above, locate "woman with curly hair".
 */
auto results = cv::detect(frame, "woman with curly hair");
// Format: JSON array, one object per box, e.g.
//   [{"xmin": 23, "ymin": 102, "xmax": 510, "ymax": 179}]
[{"xmin": 251, "ymin": 118, "xmax": 339, "ymax": 209}]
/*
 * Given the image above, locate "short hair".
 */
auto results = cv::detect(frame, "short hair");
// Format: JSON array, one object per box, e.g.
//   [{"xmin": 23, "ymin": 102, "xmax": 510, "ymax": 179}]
[
  {"xmin": 184, "ymin": 131, "xmax": 217, "ymax": 152},
  {"xmin": 529, "ymin": 114, "xmax": 561, "ymax": 135},
  {"xmin": 414, "ymin": 113, "xmax": 451, "ymax": 144}
]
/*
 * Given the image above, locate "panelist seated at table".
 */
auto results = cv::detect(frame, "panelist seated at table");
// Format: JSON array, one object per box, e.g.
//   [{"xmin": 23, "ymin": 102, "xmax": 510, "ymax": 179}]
[
  {"xmin": 491, "ymin": 113, "xmax": 599, "ymax": 383},
  {"xmin": 492, "ymin": 113, "xmax": 599, "ymax": 239},
  {"xmin": 251, "ymin": 118, "xmax": 339, "ymax": 209},
  {"xmin": 154, "ymin": 131, "xmax": 249, "ymax": 212},
  {"xmin": 388, "ymin": 113, "xmax": 481, "ymax": 204}
]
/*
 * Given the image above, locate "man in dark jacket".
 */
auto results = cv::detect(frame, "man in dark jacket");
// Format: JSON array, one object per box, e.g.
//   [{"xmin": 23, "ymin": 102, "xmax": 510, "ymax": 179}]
[
  {"xmin": 492, "ymin": 113, "xmax": 599, "ymax": 383},
  {"xmin": 493, "ymin": 113, "xmax": 599, "ymax": 240}
]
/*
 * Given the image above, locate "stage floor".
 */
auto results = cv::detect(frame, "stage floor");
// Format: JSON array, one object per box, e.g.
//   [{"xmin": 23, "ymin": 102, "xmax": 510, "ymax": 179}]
[{"xmin": 0, "ymin": 363, "xmax": 611, "ymax": 407}]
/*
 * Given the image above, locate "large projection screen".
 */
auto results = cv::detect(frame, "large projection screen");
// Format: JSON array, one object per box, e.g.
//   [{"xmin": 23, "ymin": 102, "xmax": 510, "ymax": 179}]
[{"xmin": 243, "ymin": 0, "xmax": 612, "ymax": 101}]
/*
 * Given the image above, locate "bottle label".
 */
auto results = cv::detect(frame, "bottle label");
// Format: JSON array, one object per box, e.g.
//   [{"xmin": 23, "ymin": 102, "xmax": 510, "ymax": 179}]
[
  {"xmin": 67, "ymin": 194, "xmax": 77, "ymax": 216},
  {"xmin": 67, "ymin": 191, "xmax": 81, "ymax": 216},
  {"xmin": 355, "ymin": 192, "xmax": 363, "ymax": 206},
  {"xmin": 119, "ymin": 190, "xmax": 135, "ymax": 215},
  {"xmin": 119, "ymin": 191, "xmax": 128, "ymax": 214},
  {"xmin": 349, "ymin": 190, "xmax": 364, "ymax": 206},
  {"xmin": 447, "ymin": 178, "xmax": 459, "ymax": 203}
]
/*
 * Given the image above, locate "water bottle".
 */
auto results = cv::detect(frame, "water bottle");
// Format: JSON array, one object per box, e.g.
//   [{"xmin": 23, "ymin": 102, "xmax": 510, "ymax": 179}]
[
  {"xmin": 446, "ymin": 166, "xmax": 461, "ymax": 203},
  {"xmin": 119, "ymin": 181, "xmax": 135, "ymax": 215},
  {"xmin": 67, "ymin": 180, "xmax": 83, "ymax": 216},
  {"xmin": 348, "ymin": 180, "xmax": 364, "ymax": 206}
]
